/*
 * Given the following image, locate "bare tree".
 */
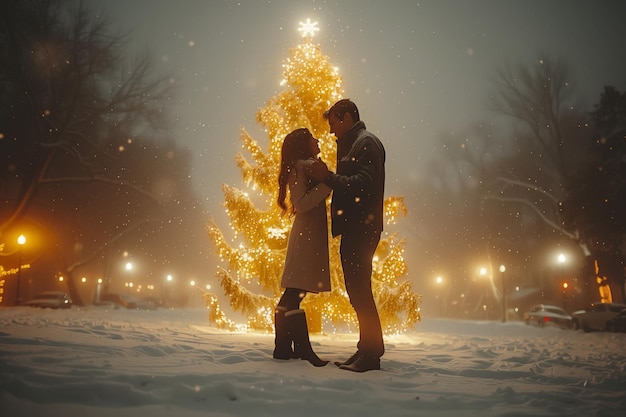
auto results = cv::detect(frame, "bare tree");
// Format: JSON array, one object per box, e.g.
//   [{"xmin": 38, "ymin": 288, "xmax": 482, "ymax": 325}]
[
  {"xmin": 484, "ymin": 56, "xmax": 626, "ymax": 305},
  {"xmin": 486, "ymin": 57, "xmax": 593, "ymax": 243},
  {"xmin": 562, "ymin": 86, "xmax": 626, "ymax": 301},
  {"xmin": 0, "ymin": 1, "xmax": 181, "ymax": 305}
]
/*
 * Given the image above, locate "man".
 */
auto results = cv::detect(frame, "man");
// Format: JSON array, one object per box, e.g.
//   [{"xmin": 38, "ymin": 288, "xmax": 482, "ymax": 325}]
[{"xmin": 307, "ymin": 99, "xmax": 385, "ymax": 372}]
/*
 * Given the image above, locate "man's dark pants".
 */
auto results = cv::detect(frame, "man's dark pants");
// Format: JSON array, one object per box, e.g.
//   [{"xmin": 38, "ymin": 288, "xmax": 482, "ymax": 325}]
[{"xmin": 340, "ymin": 228, "xmax": 384, "ymax": 358}]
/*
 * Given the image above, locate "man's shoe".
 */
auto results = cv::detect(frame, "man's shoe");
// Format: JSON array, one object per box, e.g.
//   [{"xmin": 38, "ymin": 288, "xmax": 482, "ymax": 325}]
[
  {"xmin": 333, "ymin": 351, "xmax": 361, "ymax": 367},
  {"xmin": 339, "ymin": 355, "xmax": 380, "ymax": 373}
]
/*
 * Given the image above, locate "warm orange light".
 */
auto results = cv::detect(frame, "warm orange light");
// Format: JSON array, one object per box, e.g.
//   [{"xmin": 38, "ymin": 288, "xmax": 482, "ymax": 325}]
[{"xmin": 562, "ymin": 282, "xmax": 569, "ymax": 289}]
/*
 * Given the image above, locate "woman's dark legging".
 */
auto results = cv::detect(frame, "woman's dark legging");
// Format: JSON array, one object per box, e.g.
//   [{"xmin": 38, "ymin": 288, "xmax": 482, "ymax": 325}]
[{"xmin": 277, "ymin": 287, "xmax": 307, "ymax": 311}]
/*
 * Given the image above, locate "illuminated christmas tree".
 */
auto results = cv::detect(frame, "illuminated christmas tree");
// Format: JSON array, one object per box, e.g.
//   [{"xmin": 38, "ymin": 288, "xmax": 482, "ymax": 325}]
[{"xmin": 205, "ymin": 19, "xmax": 420, "ymax": 334}]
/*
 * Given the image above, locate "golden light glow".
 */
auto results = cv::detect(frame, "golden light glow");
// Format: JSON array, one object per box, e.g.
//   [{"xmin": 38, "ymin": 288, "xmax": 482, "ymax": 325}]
[
  {"xmin": 298, "ymin": 18, "xmax": 319, "ymax": 38},
  {"xmin": 204, "ymin": 21, "xmax": 421, "ymax": 335}
]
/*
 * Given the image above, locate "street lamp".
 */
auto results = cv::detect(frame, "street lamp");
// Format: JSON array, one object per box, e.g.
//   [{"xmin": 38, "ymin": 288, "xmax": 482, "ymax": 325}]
[
  {"xmin": 125, "ymin": 262, "xmax": 133, "ymax": 292},
  {"xmin": 15, "ymin": 234, "xmax": 26, "ymax": 306},
  {"xmin": 434, "ymin": 276, "xmax": 446, "ymax": 317},
  {"xmin": 163, "ymin": 274, "xmax": 173, "ymax": 306},
  {"xmin": 499, "ymin": 264, "xmax": 506, "ymax": 322},
  {"xmin": 478, "ymin": 267, "xmax": 488, "ymax": 319},
  {"xmin": 556, "ymin": 252, "xmax": 569, "ymax": 308},
  {"xmin": 562, "ymin": 282, "xmax": 569, "ymax": 311}
]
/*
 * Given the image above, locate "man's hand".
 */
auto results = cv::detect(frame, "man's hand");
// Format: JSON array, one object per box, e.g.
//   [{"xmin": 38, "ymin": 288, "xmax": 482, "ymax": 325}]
[{"xmin": 306, "ymin": 159, "xmax": 332, "ymax": 181}]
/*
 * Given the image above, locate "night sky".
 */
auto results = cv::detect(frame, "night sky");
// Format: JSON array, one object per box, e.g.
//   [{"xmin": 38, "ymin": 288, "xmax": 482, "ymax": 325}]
[{"xmin": 84, "ymin": 0, "xmax": 626, "ymax": 245}]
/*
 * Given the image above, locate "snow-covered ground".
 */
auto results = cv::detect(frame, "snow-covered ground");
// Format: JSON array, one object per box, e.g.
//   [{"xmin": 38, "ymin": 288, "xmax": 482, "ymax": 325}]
[{"xmin": 0, "ymin": 306, "xmax": 624, "ymax": 417}]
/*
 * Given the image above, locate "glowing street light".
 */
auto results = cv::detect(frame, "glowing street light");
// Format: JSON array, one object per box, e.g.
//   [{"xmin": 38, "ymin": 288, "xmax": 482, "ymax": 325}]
[
  {"xmin": 15, "ymin": 234, "xmax": 26, "ymax": 305},
  {"xmin": 162, "ymin": 274, "xmax": 174, "ymax": 307},
  {"xmin": 124, "ymin": 262, "xmax": 134, "ymax": 293},
  {"xmin": 556, "ymin": 252, "xmax": 569, "ymax": 309},
  {"xmin": 499, "ymin": 264, "xmax": 506, "ymax": 322},
  {"xmin": 434, "ymin": 276, "xmax": 446, "ymax": 317},
  {"xmin": 478, "ymin": 267, "xmax": 488, "ymax": 319}
]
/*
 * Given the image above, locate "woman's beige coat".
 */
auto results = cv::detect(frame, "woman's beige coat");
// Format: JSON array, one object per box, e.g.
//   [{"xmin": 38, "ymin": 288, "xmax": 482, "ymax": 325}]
[{"xmin": 280, "ymin": 158, "xmax": 332, "ymax": 293}]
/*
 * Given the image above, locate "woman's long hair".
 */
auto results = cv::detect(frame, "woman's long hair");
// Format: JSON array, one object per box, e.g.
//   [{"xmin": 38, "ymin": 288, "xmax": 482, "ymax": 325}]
[{"xmin": 277, "ymin": 128, "xmax": 315, "ymax": 216}]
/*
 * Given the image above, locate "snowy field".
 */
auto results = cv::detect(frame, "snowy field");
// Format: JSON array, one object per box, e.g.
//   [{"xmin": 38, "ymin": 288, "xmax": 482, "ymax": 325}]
[{"xmin": 0, "ymin": 306, "xmax": 625, "ymax": 417}]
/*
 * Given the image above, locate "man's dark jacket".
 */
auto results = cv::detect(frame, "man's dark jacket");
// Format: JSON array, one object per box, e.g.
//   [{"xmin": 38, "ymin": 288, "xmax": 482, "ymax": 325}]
[{"xmin": 324, "ymin": 121, "xmax": 385, "ymax": 237}]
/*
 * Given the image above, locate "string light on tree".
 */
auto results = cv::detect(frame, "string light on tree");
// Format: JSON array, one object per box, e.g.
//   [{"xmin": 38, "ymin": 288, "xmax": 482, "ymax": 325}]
[{"xmin": 204, "ymin": 19, "xmax": 420, "ymax": 335}]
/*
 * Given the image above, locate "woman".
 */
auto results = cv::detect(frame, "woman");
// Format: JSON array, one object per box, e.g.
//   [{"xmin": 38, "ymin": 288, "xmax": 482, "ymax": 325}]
[{"xmin": 274, "ymin": 128, "xmax": 331, "ymax": 367}]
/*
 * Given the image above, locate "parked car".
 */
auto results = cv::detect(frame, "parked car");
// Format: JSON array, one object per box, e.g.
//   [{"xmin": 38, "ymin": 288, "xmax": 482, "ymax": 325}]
[
  {"xmin": 571, "ymin": 302, "xmax": 626, "ymax": 332},
  {"xmin": 523, "ymin": 304, "xmax": 572, "ymax": 329},
  {"xmin": 99, "ymin": 293, "xmax": 138, "ymax": 309},
  {"xmin": 24, "ymin": 291, "xmax": 73, "ymax": 309},
  {"xmin": 606, "ymin": 309, "xmax": 626, "ymax": 333},
  {"xmin": 98, "ymin": 293, "xmax": 159, "ymax": 310}
]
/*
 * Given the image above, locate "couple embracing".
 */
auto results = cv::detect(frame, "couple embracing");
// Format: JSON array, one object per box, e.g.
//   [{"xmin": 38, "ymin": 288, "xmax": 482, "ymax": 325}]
[{"xmin": 273, "ymin": 99, "xmax": 385, "ymax": 373}]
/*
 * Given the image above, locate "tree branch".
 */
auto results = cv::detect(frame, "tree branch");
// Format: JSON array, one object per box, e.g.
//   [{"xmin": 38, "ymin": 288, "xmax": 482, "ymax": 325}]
[{"xmin": 484, "ymin": 194, "xmax": 576, "ymax": 240}]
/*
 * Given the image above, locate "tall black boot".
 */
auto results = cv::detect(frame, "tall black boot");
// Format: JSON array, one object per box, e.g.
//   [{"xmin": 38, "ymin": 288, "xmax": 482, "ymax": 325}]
[
  {"xmin": 285, "ymin": 309, "xmax": 328, "ymax": 367},
  {"xmin": 273, "ymin": 306, "xmax": 294, "ymax": 359}
]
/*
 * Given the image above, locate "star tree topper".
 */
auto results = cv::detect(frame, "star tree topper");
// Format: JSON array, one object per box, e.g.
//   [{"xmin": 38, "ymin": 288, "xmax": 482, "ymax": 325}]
[{"xmin": 298, "ymin": 18, "xmax": 319, "ymax": 38}]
